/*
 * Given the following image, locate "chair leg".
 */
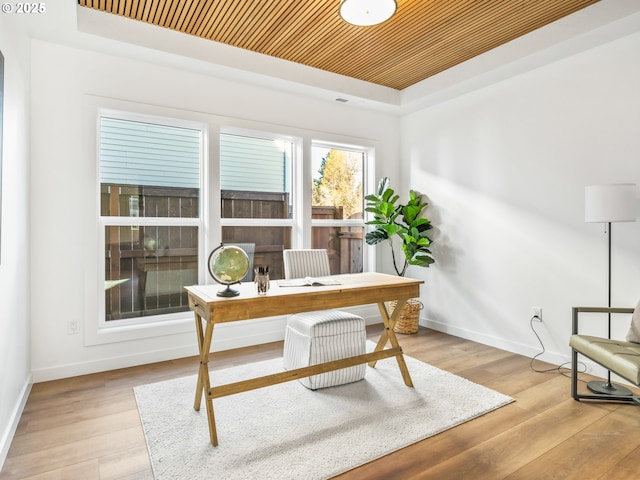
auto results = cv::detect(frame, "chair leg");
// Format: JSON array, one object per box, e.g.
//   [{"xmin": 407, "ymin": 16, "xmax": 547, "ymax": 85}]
[
  {"xmin": 572, "ymin": 348, "xmax": 640, "ymax": 405},
  {"xmin": 571, "ymin": 348, "xmax": 579, "ymax": 401}
]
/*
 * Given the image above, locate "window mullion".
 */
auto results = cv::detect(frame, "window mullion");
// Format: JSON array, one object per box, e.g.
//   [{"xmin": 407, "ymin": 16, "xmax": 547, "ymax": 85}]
[
  {"xmin": 101, "ymin": 217, "xmax": 200, "ymax": 227},
  {"xmin": 220, "ymin": 218, "xmax": 294, "ymax": 227}
]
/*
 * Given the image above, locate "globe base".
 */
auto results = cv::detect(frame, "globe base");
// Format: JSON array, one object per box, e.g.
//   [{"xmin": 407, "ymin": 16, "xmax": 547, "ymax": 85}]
[{"xmin": 217, "ymin": 285, "xmax": 240, "ymax": 297}]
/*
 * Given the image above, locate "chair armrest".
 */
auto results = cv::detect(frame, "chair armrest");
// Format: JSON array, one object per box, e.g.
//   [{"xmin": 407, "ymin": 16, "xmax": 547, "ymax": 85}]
[{"xmin": 572, "ymin": 306, "xmax": 635, "ymax": 335}]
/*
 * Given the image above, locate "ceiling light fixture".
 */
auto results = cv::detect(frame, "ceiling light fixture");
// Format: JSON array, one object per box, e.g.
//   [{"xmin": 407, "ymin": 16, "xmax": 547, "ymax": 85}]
[{"xmin": 339, "ymin": 0, "xmax": 397, "ymax": 27}]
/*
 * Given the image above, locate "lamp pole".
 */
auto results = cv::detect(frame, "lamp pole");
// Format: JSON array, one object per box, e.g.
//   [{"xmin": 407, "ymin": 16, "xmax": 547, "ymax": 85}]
[{"xmin": 586, "ymin": 221, "xmax": 633, "ymax": 396}]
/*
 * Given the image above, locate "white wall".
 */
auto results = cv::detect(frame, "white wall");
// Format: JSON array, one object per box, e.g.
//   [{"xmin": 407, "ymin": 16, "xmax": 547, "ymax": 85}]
[
  {"xmin": 28, "ymin": 40, "xmax": 400, "ymax": 382},
  {"xmin": 402, "ymin": 28, "xmax": 640, "ymax": 369},
  {"xmin": 0, "ymin": 14, "xmax": 32, "ymax": 469}
]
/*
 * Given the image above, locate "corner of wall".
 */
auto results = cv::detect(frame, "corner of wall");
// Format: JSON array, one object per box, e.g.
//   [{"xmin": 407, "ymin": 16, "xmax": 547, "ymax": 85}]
[
  {"xmin": 0, "ymin": 376, "xmax": 32, "ymax": 470},
  {"xmin": 0, "ymin": 12, "xmax": 32, "ymax": 471}
]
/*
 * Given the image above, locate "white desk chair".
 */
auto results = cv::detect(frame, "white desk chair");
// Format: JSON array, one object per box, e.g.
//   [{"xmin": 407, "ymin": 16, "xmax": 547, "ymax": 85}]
[{"xmin": 282, "ymin": 249, "xmax": 366, "ymax": 389}]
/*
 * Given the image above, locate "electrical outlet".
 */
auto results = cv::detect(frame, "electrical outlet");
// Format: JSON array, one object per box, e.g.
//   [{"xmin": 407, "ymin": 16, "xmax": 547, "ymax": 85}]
[
  {"xmin": 67, "ymin": 320, "xmax": 80, "ymax": 335},
  {"xmin": 531, "ymin": 307, "xmax": 543, "ymax": 322}
]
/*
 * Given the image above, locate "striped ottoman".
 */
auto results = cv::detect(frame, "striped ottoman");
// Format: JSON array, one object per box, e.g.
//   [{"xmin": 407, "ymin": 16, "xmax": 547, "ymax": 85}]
[{"xmin": 283, "ymin": 309, "xmax": 367, "ymax": 390}]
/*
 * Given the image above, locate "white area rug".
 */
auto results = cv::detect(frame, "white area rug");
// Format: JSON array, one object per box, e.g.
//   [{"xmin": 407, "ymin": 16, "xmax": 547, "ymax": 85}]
[{"xmin": 134, "ymin": 348, "xmax": 513, "ymax": 480}]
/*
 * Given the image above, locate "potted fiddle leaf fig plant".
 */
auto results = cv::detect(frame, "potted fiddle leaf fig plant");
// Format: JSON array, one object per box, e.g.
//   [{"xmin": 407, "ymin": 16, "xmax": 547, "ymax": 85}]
[
  {"xmin": 365, "ymin": 177, "xmax": 435, "ymax": 333},
  {"xmin": 365, "ymin": 177, "xmax": 435, "ymax": 276}
]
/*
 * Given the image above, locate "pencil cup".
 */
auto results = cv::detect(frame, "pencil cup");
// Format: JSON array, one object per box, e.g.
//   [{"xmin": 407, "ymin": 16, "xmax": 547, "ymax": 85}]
[{"xmin": 254, "ymin": 266, "xmax": 270, "ymax": 295}]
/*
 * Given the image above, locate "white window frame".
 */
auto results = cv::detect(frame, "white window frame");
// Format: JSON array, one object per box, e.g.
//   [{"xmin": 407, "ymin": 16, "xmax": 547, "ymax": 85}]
[
  {"xmin": 218, "ymin": 130, "xmax": 375, "ymax": 275},
  {"xmin": 83, "ymin": 97, "xmax": 377, "ymax": 346},
  {"xmin": 219, "ymin": 126, "xmax": 299, "ymax": 253},
  {"xmin": 84, "ymin": 98, "xmax": 209, "ymax": 346},
  {"xmin": 310, "ymin": 140, "xmax": 375, "ymax": 272}
]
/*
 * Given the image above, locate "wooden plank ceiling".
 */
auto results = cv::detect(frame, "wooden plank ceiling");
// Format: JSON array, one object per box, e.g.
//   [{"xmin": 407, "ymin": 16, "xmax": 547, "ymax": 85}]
[{"xmin": 77, "ymin": 0, "xmax": 599, "ymax": 90}]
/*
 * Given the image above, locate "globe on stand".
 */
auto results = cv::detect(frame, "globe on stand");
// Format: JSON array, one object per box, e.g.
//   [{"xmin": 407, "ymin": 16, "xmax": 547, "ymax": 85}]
[{"xmin": 207, "ymin": 244, "xmax": 250, "ymax": 297}]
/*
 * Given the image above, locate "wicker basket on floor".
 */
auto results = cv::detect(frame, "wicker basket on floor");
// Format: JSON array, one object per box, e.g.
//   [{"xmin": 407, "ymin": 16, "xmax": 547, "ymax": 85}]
[{"xmin": 388, "ymin": 299, "xmax": 423, "ymax": 334}]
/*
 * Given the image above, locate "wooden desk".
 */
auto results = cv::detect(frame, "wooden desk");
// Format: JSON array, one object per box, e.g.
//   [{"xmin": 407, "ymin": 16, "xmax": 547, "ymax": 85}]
[{"xmin": 185, "ymin": 272, "xmax": 423, "ymax": 446}]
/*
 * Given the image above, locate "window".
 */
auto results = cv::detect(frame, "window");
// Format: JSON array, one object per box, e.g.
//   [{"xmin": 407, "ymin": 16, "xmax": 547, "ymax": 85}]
[
  {"xmin": 95, "ymin": 112, "xmax": 372, "ymax": 331},
  {"xmin": 100, "ymin": 116, "xmax": 202, "ymax": 322},
  {"xmin": 220, "ymin": 132, "xmax": 293, "ymax": 280},
  {"xmin": 219, "ymin": 135, "xmax": 368, "ymax": 278},
  {"xmin": 311, "ymin": 144, "xmax": 366, "ymax": 274}
]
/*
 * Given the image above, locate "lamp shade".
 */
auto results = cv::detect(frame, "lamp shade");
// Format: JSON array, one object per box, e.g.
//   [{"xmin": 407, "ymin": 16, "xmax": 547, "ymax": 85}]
[
  {"xmin": 585, "ymin": 184, "xmax": 637, "ymax": 223},
  {"xmin": 339, "ymin": 0, "xmax": 397, "ymax": 26}
]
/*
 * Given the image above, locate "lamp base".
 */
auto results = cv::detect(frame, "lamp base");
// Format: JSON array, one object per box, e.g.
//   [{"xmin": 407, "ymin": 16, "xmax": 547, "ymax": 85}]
[{"xmin": 587, "ymin": 380, "xmax": 633, "ymax": 396}]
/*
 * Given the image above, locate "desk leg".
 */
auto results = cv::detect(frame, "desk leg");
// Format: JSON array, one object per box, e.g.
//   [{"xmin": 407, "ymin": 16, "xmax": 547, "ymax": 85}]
[
  {"xmin": 370, "ymin": 299, "xmax": 414, "ymax": 388},
  {"xmin": 193, "ymin": 314, "xmax": 219, "ymax": 446},
  {"xmin": 369, "ymin": 299, "xmax": 403, "ymax": 363},
  {"xmin": 193, "ymin": 312, "xmax": 205, "ymax": 410}
]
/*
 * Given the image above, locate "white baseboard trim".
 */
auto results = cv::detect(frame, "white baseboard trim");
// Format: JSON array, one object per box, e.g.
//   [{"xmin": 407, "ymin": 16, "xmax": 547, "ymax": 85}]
[
  {"xmin": 31, "ymin": 316, "xmax": 289, "ymax": 383},
  {"xmin": 422, "ymin": 318, "xmax": 571, "ymax": 367},
  {"xmin": 422, "ymin": 318, "xmax": 635, "ymax": 387},
  {"xmin": 31, "ymin": 344, "xmax": 200, "ymax": 384},
  {"xmin": 1, "ymin": 375, "xmax": 32, "ymax": 472},
  {"xmin": 31, "ymin": 305, "xmax": 382, "ymax": 383}
]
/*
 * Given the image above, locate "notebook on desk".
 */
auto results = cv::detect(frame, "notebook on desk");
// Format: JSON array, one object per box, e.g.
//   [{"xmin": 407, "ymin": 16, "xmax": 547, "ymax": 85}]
[{"xmin": 278, "ymin": 276, "xmax": 341, "ymax": 287}]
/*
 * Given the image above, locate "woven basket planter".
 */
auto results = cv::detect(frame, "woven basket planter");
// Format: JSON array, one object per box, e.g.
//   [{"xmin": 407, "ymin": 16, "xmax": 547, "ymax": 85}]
[{"xmin": 388, "ymin": 299, "xmax": 423, "ymax": 334}]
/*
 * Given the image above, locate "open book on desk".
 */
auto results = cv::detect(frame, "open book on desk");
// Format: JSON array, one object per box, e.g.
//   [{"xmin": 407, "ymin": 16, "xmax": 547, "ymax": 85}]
[{"xmin": 278, "ymin": 276, "xmax": 341, "ymax": 287}]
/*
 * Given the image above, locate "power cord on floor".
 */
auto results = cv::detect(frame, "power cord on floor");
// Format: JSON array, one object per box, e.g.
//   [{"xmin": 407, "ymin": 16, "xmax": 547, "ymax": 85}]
[{"xmin": 528, "ymin": 314, "xmax": 587, "ymax": 380}]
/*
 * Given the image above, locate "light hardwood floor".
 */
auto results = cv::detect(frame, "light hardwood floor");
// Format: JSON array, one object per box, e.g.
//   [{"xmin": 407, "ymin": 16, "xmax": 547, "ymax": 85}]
[{"xmin": 2, "ymin": 325, "xmax": 639, "ymax": 479}]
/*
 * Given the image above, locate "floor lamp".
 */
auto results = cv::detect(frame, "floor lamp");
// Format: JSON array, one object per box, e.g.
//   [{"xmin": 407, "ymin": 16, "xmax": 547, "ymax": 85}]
[{"xmin": 584, "ymin": 183, "xmax": 637, "ymax": 395}]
